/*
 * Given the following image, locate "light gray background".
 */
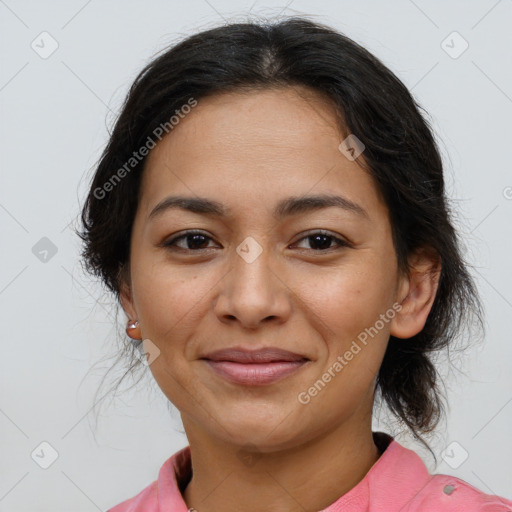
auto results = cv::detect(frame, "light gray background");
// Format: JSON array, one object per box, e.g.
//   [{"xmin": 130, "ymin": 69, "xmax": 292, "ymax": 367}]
[{"xmin": 1, "ymin": 1, "xmax": 511, "ymax": 510}]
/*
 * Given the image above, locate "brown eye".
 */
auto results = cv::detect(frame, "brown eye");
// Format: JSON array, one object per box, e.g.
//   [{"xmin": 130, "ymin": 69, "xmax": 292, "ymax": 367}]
[
  {"xmin": 163, "ymin": 231, "xmax": 217, "ymax": 251},
  {"xmin": 292, "ymin": 231, "xmax": 350, "ymax": 251}
]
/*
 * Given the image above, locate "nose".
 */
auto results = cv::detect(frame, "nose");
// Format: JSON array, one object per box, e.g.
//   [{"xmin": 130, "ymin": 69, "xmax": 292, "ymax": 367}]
[{"xmin": 213, "ymin": 241, "xmax": 292, "ymax": 329}]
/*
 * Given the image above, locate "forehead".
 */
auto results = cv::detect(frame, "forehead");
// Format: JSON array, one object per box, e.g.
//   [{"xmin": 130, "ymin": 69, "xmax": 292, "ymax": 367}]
[
  {"xmin": 138, "ymin": 87, "xmax": 387, "ymax": 222},
  {"xmin": 148, "ymin": 86, "xmax": 344, "ymax": 159}
]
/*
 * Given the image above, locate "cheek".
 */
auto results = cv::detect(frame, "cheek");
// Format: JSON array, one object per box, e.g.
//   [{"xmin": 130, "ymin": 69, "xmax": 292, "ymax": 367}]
[
  {"xmin": 132, "ymin": 260, "xmax": 207, "ymax": 345},
  {"xmin": 292, "ymin": 269, "xmax": 392, "ymax": 417},
  {"xmin": 131, "ymin": 263, "xmax": 211, "ymax": 409},
  {"xmin": 294, "ymin": 264, "xmax": 393, "ymax": 342},
  {"xmin": 292, "ymin": 262, "xmax": 396, "ymax": 399}
]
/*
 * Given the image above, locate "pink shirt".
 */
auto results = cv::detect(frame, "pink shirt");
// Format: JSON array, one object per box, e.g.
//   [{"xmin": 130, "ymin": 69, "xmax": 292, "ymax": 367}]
[{"xmin": 107, "ymin": 431, "xmax": 512, "ymax": 511}]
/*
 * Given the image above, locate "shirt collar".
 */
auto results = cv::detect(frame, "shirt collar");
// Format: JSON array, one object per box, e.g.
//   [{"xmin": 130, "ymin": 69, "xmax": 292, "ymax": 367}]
[{"xmin": 157, "ymin": 431, "xmax": 433, "ymax": 511}]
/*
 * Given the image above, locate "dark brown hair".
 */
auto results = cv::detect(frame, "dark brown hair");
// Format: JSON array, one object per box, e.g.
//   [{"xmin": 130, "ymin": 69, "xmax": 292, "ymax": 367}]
[{"xmin": 77, "ymin": 17, "xmax": 484, "ymax": 459}]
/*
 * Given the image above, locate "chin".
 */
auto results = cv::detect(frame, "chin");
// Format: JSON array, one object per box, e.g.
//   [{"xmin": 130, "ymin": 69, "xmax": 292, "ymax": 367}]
[{"xmin": 209, "ymin": 416, "xmax": 309, "ymax": 453}]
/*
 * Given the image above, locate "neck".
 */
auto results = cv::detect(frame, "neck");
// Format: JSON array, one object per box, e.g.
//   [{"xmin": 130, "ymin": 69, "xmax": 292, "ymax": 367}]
[{"xmin": 181, "ymin": 416, "xmax": 382, "ymax": 512}]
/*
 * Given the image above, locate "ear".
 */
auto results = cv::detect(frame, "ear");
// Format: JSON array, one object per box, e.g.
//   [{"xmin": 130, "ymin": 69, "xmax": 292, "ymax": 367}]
[
  {"xmin": 390, "ymin": 247, "xmax": 441, "ymax": 339},
  {"xmin": 118, "ymin": 266, "xmax": 138, "ymax": 322}
]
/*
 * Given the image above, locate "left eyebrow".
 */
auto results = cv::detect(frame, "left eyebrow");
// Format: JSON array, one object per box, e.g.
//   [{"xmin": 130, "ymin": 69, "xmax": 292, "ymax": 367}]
[
  {"xmin": 274, "ymin": 194, "xmax": 369, "ymax": 220},
  {"xmin": 148, "ymin": 193, "xmax": 370, "ymax": 221}
]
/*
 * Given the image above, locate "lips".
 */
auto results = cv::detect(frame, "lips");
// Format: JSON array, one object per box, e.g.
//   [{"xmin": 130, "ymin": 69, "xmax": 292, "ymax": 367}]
[
  {"xmin": 201, "ymin": 347, "xmax": 310, "ymax": 386},
  {"xmin": 201, "ymin": 347, "xmax": 308, "ymax": 363}
]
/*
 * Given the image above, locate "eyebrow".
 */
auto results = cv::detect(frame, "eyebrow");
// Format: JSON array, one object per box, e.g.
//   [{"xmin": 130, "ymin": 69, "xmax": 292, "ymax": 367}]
[{"xmin": 148, "ymin": 193, "xmax": 369, "ymax": 221}]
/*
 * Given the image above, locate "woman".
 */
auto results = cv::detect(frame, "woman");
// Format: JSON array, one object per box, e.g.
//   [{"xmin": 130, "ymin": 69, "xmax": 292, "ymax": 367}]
[{"xmin": 78, "ymin": 17, "xmax": 512, "ymax": 511}]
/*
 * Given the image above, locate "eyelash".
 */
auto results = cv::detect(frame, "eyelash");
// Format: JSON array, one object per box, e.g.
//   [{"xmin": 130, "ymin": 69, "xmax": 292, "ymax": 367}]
[{"xmin": 161, "ymin": 230, "xmax": 351, "ymax": 253}]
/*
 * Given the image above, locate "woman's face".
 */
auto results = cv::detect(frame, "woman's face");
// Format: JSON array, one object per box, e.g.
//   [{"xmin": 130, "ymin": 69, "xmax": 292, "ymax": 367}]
[{"xmin": 121, "ymin": 86, "xmax": 423, "ymax": 451}]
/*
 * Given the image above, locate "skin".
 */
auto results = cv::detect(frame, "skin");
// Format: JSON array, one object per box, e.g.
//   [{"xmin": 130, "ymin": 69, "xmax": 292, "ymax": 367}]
[{"xmin": 120, "ymin": 85, "xmax": 441, "ymax": 512}]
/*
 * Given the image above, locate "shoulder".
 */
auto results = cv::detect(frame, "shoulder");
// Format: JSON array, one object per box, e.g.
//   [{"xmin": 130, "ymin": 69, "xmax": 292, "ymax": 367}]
[
  {"xmin": 106, "ymin": 479, "xmax": 158, "ymax": 512},
  {"xmin": 371, "ymin": 434, "xmax": 511, "ymax": 511},
  {"xmin": 407, "ymin": 473, "xmax": 512, "ymax": 511},
  {"xmin": 105, "ymin": 446, "xmax": 190, "ymax": 512}
]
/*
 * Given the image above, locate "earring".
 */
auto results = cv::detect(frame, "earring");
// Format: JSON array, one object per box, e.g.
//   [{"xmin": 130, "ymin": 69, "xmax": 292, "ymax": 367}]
[{"xmin": 126, "ymin": 319, "xmax": 142, "ymax": 341}]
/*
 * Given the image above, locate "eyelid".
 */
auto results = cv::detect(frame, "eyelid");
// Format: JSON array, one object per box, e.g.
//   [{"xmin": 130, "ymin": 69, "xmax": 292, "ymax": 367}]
[
  {"xmin": 291, "ymin": 229, "xmax": 352, "ymax": 249},
  {"xmin": 161, "ymin": 230, "xmax": 218, "ymax": 249},
  {"xmin": 161, "ymin": 228, "xmax": 351, "ymax": 252}
]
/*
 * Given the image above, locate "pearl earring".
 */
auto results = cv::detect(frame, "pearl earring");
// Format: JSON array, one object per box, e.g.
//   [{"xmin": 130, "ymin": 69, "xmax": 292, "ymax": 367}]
[{"xmin": 126, "ymin": 319, "xmax": 142, "ymax": 341}]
